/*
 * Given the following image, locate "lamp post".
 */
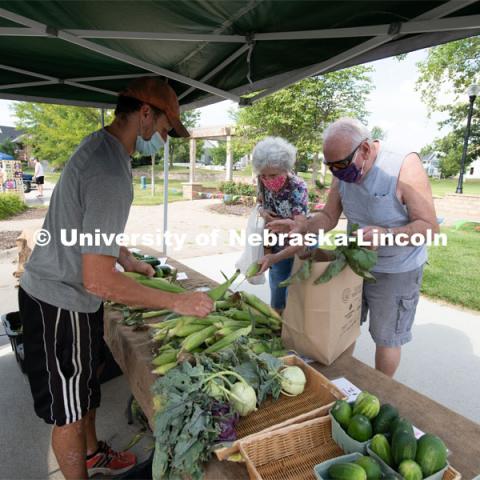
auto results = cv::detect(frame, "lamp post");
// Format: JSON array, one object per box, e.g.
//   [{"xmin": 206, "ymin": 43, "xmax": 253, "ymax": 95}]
[{"xmin": 456, "ymin": 83, "xmax": 479, "ymax": 194}]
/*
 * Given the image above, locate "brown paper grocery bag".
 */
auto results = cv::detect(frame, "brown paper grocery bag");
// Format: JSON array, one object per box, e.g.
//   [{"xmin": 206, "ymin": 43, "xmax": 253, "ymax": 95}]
[{"xmin": 282, "ymin": 255, "xmax": 363, "ymax": 365}]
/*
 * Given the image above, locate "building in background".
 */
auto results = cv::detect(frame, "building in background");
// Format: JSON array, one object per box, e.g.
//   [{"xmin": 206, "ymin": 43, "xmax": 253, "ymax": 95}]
[
  {"xmin": 422, "ymin": 151, "xmax": 443, "ymax": 178},
  {"xmin": 464, "ymin": 158, "xmax": 480, "ymax": 180}
]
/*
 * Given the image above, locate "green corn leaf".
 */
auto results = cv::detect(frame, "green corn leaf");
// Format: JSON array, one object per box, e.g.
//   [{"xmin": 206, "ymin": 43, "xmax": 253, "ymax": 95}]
[{"xmin": 313, "ymin": 253, "xmax": 347, "ymax": 284}]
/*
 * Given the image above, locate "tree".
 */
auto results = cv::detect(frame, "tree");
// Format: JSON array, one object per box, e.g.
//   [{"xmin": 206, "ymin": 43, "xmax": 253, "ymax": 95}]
[
  {"xmin": 168, "ymin": 110, "xmax": 202, "ymax": 166},
  {"xmin": 0, "ymin": 138, "xmax": 16, "ymax": 157},
  {"xmin": 235, "ymin": 66, "xmax": 373, "ymax": 173},
  {"xmin": 14, "ymin": 103, "xmax": 113, "ymax": 168},
  {"xmin": 208, "ymin": 141, "xmax": 243, "ymax": 166},
  {"xmin": 416, "ymin": 37, "xmax": 480, "ymax": 176},
  {"xmin": 371, "ymin": 126, "xmax": 387, "ymax": 140}
]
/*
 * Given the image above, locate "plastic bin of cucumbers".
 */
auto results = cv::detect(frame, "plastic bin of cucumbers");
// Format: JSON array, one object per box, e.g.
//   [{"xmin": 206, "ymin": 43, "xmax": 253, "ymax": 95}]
[{"xmin": 329, "ymin": 392, "xmax": 449, "ymax": 480}]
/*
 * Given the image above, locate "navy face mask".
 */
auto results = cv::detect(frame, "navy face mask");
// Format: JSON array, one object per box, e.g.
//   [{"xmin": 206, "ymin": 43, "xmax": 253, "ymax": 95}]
[
  {"xmin": 331, "ymin": 161, "xmax": 363, "ymax": 183},
  {"xmin": 328, "ymin": 142, "xmax": 367, "ymax": 183}
]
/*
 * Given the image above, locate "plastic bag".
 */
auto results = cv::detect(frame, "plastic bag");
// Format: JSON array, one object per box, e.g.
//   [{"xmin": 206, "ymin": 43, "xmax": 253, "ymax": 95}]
[{"xmin": 235, "ymin": 205, "xmax": 265, "ymax": 285}]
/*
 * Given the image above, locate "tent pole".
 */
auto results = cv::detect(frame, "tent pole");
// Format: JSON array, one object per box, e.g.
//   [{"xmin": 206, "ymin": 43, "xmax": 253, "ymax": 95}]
[
  {"xmin": 163, "ymin": 139, "xmax": 169, "ymax": 256},
  {"xmin": 101, "ymin": 108, "xmax": 105, "ymax": 128},
  {"xmin": 151, "ymin": 154, "xmax": 155, "ymax": 196}
]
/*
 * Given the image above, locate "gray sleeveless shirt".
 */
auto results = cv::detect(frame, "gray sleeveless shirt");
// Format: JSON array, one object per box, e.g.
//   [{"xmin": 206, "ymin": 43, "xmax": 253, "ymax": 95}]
[{"xmin": 338, "ymin": 143, "xmax": 427, "ymax": 273}]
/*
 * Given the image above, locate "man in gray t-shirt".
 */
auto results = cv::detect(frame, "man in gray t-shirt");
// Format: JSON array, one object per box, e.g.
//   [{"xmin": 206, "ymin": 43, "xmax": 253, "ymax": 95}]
[{"xmin": 18, "ymin": 77, "xmax": 213, "ymax": 479}]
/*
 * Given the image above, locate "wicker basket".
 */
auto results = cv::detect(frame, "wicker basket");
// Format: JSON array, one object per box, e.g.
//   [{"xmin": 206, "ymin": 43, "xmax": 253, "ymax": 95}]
[
  {"xmin": 239, "ymin": 416, "xmax": 462, "ymax": 480},
  {"xmin": 240, "ymin": 416, "xmax": 342, "ymax": 480},
  {"xmin": 214, "ymin": 355, "xmax": 345, "ymax": 460}
]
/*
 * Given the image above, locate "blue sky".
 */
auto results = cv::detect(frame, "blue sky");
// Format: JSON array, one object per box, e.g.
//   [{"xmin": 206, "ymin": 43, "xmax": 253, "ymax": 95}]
[{"xmin": 0, "ymin": 48, "xmax": 448, "ymax": 152}]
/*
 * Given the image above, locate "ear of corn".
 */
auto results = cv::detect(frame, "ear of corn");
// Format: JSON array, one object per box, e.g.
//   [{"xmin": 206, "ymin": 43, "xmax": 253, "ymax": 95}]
[
  {"xmin": 207, "ymin": 270, "xmax": 240, "ymax": 301},
  {"xmin": 152, "ymin": 350, "xmax": 178, "ymax": 367},
  {"xmin": 241, "ymin": 292, "xmax": 282, "ymax": 321},
  {"xmin": 245, "ymin": 262, "xmax": 261, "ymax": 278},
  {"xmin": 203, "ymin": 326, "xmax": 252, "ymax": 353},
  {"xmin": 152, "ymin": 362, "xmax": 177, "ymax": 375},
  {"xmin": 123, "ymin": 272, "xmax": 186, "ymax": 293},
  {"xmin": 171, "ymin": 323, "xmax": 208, "ymax": 337},
  {"xmin": 181, "ymin": 325, "xmax": 218, "ymax": 352},
  {"xmin": 142, "ymin": 310, "xmax": 170, "ymax": 320}
]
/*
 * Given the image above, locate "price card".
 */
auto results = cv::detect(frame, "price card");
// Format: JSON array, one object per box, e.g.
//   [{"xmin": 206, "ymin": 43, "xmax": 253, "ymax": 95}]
[
  {"xmin": 176, "ymin": 272, "xmax": 188, "ymax": 280},
  {"xmin": 413, "ymin": 425, "xmax": 425, "ymax": 439},
  {"xmin": 331, "ymin": 377, "xmax": 362, "ymax": 402}
]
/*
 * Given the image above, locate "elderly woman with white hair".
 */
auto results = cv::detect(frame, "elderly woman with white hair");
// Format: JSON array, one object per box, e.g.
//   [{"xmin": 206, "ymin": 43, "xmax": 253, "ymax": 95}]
[{"xmin": 252, "ymin": 136, "xmax": 308, "ymax": 313}]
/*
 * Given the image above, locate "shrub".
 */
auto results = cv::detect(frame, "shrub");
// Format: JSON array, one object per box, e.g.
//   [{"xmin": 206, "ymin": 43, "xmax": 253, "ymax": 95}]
[
  {"xmin": 0, "ymin": 193, "xmax": 27, "ymax": 220},
  {"xmin": 219, "ymin": 181, "xmax": 256, "ymax": 196},
  {"xmin": 219, "ymin": 181, "xmax": 237, "ymax": 195}
]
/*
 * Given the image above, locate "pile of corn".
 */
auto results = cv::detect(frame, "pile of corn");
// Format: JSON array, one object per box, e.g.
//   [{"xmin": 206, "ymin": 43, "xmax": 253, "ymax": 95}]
[{"xmin": 122, "ymin": 269, "xmax": 284, "ymax": 375}]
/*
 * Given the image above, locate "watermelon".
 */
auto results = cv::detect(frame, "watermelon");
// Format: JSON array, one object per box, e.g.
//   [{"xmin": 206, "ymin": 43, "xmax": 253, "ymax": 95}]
[
  {"xmin": 329, "ymin": 462, "xmax": 367, "ymax": 480},
  {"xmin": 355, "ymin": 456, "xmax": 382, "ymax": 480},
  {"xmin": 416, "ymin": 433, "xmax": 448, "ymax": 476},
  {"xmin": 398, "ymin": 460, "xmax": 423, "ymax": 480},
  {"xmin": 392, "ymin": 430, "xmax": 417, "ymax": 466},
  {"xmin": 373, "ymin": 404, "xmax": 399, "ymax": 434},
  {"xmin": 370, "ymin": 433, "xmax": 393, "ymax": 467},
  {"xmin": 331, "ymin": 400, "xmax": 353, "ymax": 429},
  {"xmin": 390, "ymin": 417, "xmax": 414, "ymax": 437},
  {"xmin": 347, "ymin": 414, "xmax": 373, "ymax": 442},
  {"xmin": 353, "ymin": 393, "xmax": 380, "ymax": 420}
]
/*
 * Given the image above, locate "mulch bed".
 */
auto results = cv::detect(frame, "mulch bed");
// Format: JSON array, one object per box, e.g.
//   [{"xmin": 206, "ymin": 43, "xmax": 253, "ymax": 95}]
[
  {"xmin": 0, "ymin": 231, "xmax": 21, "ymax": 250},
  {"xmin": 209, "ymin": 203, "xmax": 253, "ymax": 217}
]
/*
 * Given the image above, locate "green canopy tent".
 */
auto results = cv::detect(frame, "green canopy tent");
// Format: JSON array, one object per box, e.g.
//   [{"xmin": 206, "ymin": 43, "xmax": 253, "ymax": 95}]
[{"xmin": 1, "ymin": 0, "xmax": 479, "ymax": 252}]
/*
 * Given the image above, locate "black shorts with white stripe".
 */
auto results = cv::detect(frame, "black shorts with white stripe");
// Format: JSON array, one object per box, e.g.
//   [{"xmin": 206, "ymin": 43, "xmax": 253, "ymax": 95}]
[{"xmin": 18, "ymin": 287, "xmax": 104, "ymax": 426}]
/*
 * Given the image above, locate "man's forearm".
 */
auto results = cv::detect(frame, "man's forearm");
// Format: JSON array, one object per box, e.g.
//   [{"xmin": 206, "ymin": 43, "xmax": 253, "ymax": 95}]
[
  {"xmin": 273, "ymin": 245, "xmax": 303, "ymax": 263},
  {"xmin": 307, "ymin": 211, "xmax": 338, "ymax": 234},
  {"xmin": 389, "ymin": 219, "xmax": 439, "ymax": 239},
  {"xmin": 85, "ymin": 271, "xmax": 177, "ymax": 310}
]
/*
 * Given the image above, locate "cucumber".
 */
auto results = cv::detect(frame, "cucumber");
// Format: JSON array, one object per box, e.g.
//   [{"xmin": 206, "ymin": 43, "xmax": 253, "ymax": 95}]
[
  {"xmin": 352, "ymin": 393, "xmax": 380, "ymax": 420},
  {"xmin": 392, "ymin": 430, "xmax": 417, "ymax": 466},
  {"xmin": 370, "ymin": 433, "xmax": 393, "ymax": 467},
  {"xmin": 347, "ymin": 414, "xmax": 373, "ymax": 442},
  {"xmin": 416, "ymin": 433, "xmax": 448, "ymax": 477},
  {"xmin": 390, "ymin": 417, "xmax": 414, "ymax": 437},
  {"xmin": 328, "ymin": 462, "xmax": 367, "ymax": 480},
  {"xmin": 331, "ymin": 400, "xmax": 352, "ymax": 430},
  {"xmin": 355, "ymin": 456, "xmax": 382, "ymax": 480},
  {"xmin": 398, "ymin": 460, "xmax": 423, "ymax": 480},
  {"xmin": 373, "ymin": 403, "xmax": 399, "ymax": 434}
]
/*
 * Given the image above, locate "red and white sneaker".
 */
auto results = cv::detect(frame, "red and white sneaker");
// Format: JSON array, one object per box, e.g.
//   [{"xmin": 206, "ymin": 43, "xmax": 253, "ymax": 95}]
[{"xmin": 86, "ymin": 441, "xmax": 137, "ymax": 476}]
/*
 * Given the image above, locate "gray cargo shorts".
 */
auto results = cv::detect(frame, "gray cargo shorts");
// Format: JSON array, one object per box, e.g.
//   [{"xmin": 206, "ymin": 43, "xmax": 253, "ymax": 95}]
[{"xmin": 361, "ymin": 265, "xmax": 424, "ymax": 348}]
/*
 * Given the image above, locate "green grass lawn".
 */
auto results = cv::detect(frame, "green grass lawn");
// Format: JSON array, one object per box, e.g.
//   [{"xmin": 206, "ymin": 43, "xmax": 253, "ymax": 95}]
[
  {"xmin": 421, "ymin": 226, "xmax": 480, "ymax": 311},
  {"xmin": 45, "ymin": 171, "xmax": 62, "ymax": 183},
  {"xmin": 132, "ymin": 177, "xmax": 185, "ymax": 206},
  {"xmin": 429, "ymin": 178, "xmax": 480, "ymax": 197}
]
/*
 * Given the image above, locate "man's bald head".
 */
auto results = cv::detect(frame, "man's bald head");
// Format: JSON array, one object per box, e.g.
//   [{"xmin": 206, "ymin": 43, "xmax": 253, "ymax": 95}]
[{"xmin": 323, "ymin": 117, "xmax": 372, "ymax": 162}]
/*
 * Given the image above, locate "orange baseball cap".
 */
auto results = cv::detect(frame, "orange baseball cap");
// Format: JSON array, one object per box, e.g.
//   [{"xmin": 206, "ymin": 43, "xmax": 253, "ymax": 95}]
[{"xmin": 121, "ymin": 76, "xmax": 190, "ymax": 138}]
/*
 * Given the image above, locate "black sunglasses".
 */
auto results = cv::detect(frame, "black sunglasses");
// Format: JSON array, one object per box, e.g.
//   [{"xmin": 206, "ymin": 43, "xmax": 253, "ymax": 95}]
[{"xmin": 324, "ymin": 139, "xmax": 366, "ymax": 170}]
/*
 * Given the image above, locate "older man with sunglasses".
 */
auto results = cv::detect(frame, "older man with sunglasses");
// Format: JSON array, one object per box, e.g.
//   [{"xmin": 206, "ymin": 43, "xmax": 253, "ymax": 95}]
[{"xmin": 269, "ymin": 117, "xmax": 439, "ymax": 377}]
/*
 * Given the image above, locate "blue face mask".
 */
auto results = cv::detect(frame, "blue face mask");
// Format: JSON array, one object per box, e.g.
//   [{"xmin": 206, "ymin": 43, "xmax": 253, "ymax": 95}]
[{"xmin": 136, "ymin": 131, "xmax": 164, "ymax": 156}]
